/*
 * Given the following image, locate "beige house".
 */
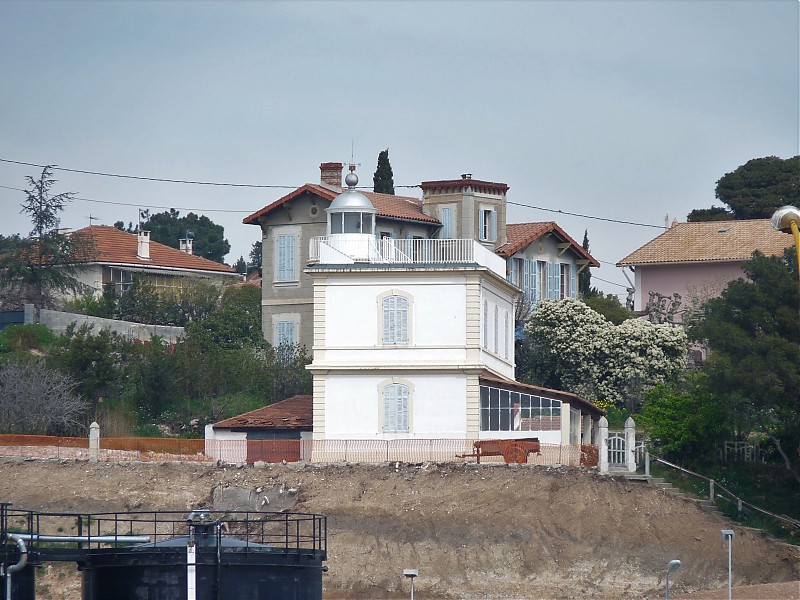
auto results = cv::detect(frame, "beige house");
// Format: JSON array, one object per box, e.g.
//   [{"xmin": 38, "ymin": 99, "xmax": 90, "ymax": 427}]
[{"xmin": 244, "ymin": 164, "xmax": 598, "ymax": 350}]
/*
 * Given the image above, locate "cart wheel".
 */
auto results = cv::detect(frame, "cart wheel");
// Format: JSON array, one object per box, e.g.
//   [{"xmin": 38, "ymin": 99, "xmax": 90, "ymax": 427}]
[{"xmin": 503, "ymin": 442, "xmax": 528, "ymax": 464}]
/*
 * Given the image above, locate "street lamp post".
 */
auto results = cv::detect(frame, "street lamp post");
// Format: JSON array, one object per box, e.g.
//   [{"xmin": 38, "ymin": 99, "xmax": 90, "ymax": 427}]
[
  {"xmin": 771, "ymin": 205, "xmax": 800, "ymax": 318},
  {"xmin": 665, "ymin": 559, "xmax": 681, "ymax": 600},
  {"xmin": 721, "ymin": 529, "xmax": 734, "ymax": 600}
]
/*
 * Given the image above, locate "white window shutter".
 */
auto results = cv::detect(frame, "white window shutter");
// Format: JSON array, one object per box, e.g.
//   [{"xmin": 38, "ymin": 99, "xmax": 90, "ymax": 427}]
[
  {"xmin": 490, "ymin": 210, "xmax": 497, "ymax": 242},
  {"xmin": 441, "ymin": 207, "xmax": 453, "ymax": 238},
  {"xmin": 523, "ymin": 259, "xmax": 530, "ymax": 298},
  {"xmin": 384, "ymin": 386, "xmax": 396, "ymax": 432},
  {"xmin": 397, "ymin": 385, "xmax": 409, "ymax": 432},
  {"xmin": 546, "ymin": 263, "xmax": 555, "ymax": 300},
  {"xmin": 396, "ymin": 297, "xmax": 408, "ymax": 343},
  {"xmin": 493, "ymin": 305, "xmax": 499, "ymax": 354},
  {"xmin": 570, "ymin": 264, "xmax": 577, "ymax": 298},
  {"xmin": 383, "ymin": 296, "xmax": 395, "ymax": 343},
  {"xmin": 531, "ymin": 261, "xmax": 539, "ymax": 305}
]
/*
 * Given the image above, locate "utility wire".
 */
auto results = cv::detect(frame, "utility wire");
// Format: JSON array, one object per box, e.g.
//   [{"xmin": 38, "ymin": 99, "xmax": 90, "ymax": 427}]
[
  {"xmin": 506, "ymin": 200, "xmax": 665, "ymax": 229},
  {"xmin": 1, "ymin": 157, "xmax": 665, "ymax": 229},
  {"xmin": 0, "ymin": 157, "xmax": 296, "ymax": 189}
]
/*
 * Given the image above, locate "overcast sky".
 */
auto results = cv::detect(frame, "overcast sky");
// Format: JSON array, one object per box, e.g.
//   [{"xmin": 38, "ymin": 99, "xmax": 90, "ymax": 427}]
[{"xmin": 1, "ymin": 0, "xmax": 797, "ymax": 298}]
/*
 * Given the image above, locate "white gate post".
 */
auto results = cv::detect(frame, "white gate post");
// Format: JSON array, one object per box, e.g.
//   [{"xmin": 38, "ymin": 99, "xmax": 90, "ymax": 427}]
[
  {"xmin": 624, "ymin": 417, "xmax": 636, "ymax": 473},
  {"xmin": 598, "ymin": 416, "xmax": 609, "ymax": 474},
  {"xmin": 89, "ymin": 421, "xmax": 100, "ymax": 463}
]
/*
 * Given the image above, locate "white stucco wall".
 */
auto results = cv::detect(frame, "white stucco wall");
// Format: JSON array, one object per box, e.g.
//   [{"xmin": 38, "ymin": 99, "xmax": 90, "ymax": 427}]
[
  {"xmin": 323, "ymin": 373, "xmax": 468, "ymax": 439},
  {"xmin": 324, "ymin": 275, "xmax": 467, "ymax": 349}
]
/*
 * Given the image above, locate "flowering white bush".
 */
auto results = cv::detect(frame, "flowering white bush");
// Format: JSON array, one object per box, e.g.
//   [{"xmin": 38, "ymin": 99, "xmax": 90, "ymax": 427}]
[{"xmin": 523, "ymin": 299, "xmax": 687, "ymax": 408}]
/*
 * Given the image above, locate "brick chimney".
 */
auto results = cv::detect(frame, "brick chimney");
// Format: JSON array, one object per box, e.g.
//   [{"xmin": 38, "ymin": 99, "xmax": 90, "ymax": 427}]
[
  {"xmin": 137, "ymin": 231, "xmax": 151, "ymax": 260},
  {"xmin": 320, "ymin": 162, "xmax": 343, "ymax": 188}
]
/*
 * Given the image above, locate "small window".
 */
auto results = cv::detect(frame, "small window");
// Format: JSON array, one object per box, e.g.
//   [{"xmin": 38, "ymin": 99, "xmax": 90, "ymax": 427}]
[
  {"xmin": 383, "ymin": 383, "xmax": 409, "ymax": 433},
  {"xmin": 276, "ymin": 321, "xmax": 295, "ymax": 346},
  {"xmin": 479, "ymin": 208, "xmax": 497, "ymax": 242},
  {"xmin": 383, "ymin": 295, "xmax": 409, "ymax": 345}
]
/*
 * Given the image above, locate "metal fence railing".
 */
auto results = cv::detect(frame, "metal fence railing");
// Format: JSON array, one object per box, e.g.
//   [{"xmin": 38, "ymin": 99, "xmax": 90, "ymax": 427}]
[{"xmin": 0, "ymin": 434, "xmax": 599, "ymax": 468}]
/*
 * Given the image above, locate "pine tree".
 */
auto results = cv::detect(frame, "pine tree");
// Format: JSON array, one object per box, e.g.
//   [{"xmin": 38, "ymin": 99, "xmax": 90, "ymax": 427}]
[{"xmin": 373, "ymin": 149, "xmax": 395, "ymax": 195}]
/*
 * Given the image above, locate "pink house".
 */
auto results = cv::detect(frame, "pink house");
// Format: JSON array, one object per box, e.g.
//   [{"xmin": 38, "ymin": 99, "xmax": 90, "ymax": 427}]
[{"xmin": 617, "ymin": 219, "xmax": 794, "ymax": 314}]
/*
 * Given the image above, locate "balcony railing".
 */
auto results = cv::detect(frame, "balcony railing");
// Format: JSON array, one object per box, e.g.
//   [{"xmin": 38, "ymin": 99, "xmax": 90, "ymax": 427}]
[{"xmin": 309, "ymin": 236, "xmax": 506, "ymax": 278}]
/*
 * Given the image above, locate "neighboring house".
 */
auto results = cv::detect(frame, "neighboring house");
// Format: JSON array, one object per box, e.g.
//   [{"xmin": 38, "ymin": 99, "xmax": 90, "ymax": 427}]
[
  {"xmin": 206, "ymin": 395, "xmax": 313, "ymax": 463},
  {"xmin": 617, "ymin": 219, "xmax": 794, "ymax": 313},
  {"xmin": 72, "ymin": 225, "xmax": 239, "ymax": 296},
  {"xmin": 497, "ymin": 222, "xmax": 599, "ymax": 317},
  {"xmin": 244, "ymin": 164, "xmax": 597, "ymax": 349}
]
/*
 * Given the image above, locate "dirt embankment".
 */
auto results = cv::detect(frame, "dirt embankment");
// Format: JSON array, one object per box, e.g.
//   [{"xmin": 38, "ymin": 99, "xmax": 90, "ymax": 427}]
[{"xmin": 1, "ymin": 458, "xmax": 797, "ymax": 599}]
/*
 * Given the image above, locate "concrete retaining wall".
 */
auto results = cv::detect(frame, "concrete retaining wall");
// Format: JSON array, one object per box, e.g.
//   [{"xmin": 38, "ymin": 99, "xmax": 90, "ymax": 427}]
[{"xmin": 26, "ymin": 304, "xmax": 184, "ymax": 342}]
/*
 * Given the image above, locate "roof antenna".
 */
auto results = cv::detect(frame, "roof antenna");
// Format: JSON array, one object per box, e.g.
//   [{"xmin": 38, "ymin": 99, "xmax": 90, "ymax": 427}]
[
  {"xmin": 87, "ymin": 214, "xmax": 98, "ymax": 227},
  {"xmin": 347, "ymin": 139, "xmax": 361, "ymax": 179}
]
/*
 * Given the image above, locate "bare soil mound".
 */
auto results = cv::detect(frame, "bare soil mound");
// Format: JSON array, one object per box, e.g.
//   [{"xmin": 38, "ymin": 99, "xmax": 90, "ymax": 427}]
[{"xmin": 1, "ymin": 458, "xmax": 797, "ymax": 599}]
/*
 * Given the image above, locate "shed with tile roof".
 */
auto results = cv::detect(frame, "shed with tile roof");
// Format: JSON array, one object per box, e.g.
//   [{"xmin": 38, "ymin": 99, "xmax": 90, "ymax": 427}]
[{"xmin": 206, "ymin": 395, "xmax": 313, "ymax": 464}]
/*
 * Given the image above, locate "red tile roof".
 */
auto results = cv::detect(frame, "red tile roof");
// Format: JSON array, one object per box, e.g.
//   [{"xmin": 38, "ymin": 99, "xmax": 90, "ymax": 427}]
[
  {"xmin": 617, "ymin": 220, "xmax": 794, "ymax": 266},
  {"xmin": 243, "ymin": 184, "xmax": 439, "ymax": 226},
  {"xmin": 496, "ymin": 222, "xmax": 600, "ymax": 266},
  {"xmin": 213, "ymin": 395, "xmax": 313, "ymax": 430},
  {"xmin": 78, "ymin": 226, "xmax": 237, "ymax": 274}
]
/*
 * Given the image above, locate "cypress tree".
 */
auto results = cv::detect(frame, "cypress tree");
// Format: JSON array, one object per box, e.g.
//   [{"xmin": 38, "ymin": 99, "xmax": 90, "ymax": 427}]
[
  {"xmin": 373, "ymin": 148, "xmax": 395, "ymax": 195},
  {"xmin": 579, "ymin": 229, "xmax": 592, "ymax": 296}
]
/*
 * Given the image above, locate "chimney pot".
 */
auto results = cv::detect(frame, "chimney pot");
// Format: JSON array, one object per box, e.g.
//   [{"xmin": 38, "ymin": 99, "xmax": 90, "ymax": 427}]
[
  {"xmin": 137, "ymin": 231, "xmax": 151, "ymax": 260},
  {"xmin": 461, "ymin": 173, "xmax": 472, "ymax": 180},
  {"xmin": 320, "ymin": 162, "xmax": 343, "ymax": 188}
]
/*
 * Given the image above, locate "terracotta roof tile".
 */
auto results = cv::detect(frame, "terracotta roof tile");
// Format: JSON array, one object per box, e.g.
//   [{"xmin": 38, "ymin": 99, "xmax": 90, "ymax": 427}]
[
  {"xmin": 77, "ymin": 226, "xmax": 237, "ymax": 274},
  {"xmin": 617, "ymin": 220, "xmax": 794, "ymax": 266},
  {"xmin": 496, "ymin": 222, "xmax": 600, "ymax": 266},
  {"xmin": 213, "ymin": 395, "xmax": 313, "ymax": 430},
  {"xmin": 243, "ymin": 184, "xmax": 439, "ymax": 226}
]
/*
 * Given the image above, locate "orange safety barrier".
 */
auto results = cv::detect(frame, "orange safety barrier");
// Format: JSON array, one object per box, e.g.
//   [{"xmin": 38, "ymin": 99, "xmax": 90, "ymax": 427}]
[{"xmin": 0, "ymin": 434, "xmax": 88, "ymax": 448}]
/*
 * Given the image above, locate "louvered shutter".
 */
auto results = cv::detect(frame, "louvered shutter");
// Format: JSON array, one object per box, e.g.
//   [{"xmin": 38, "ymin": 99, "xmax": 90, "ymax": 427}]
[
  {"xmin": 383, "ymin": 296, "xmax": 396, "ymax": 344},
  {"xmin": 396, "ymin": 297, "xmax": 408, "ymax": 343},
  {"xmin": 494, "ymin": 306, "xmax": 499, "ymax": 354},
  {"xmin": 441, "ymin": 207, "xmax": 453, "ymax": 238},
  {"xmin": 397, "ymin": 385, "xmax": 409, "ymax": 432},
  {"xmin": 531, "ymin": 261, "xmax": 539, "ymax": 305},
  {"xmin": 523, "ymin": 259, "xmax": 530, "ymax": 298},
  {"xmin": 546, "ymin": 263, "xmax": 556, "ymax": 300},
  {"xmin": 384, "ymin": 386, "xmax": 396, "ymax": 432},
  {"xmin": 570, "ymin": 264, "xmax": 577, "ymax": 298},
  {"xmin": 490, "ymin": 211, "xmax": 497, "ymax": 242}
]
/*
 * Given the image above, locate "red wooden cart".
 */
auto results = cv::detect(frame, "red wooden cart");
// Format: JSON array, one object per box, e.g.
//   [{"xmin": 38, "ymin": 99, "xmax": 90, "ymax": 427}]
[{"xmin": 458, "ymin": 438, "xmax": 541, "ymax": 464}]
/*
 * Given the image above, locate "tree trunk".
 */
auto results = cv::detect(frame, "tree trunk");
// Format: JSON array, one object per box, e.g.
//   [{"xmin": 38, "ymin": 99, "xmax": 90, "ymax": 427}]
[{"xmin": 769, "ymin": 436, "xmax": 800, "ymax": 485}]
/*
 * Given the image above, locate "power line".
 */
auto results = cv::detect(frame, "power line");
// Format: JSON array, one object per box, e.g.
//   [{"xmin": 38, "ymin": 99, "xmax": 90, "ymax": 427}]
[
  {"xmin": 0, "ymin": 157, "xmax": 297, "ymax": 189},
  {"xmin": 1, "ymin": 157, "xmax": 666, "ymax": 229},
  {"xmin": 507, "ymin": 200, "xmax": 665, "ymax": 229},
  {"xmin": 591, "ymin": 275, "xmax": 629, "ymax": 289},
  {"xmin": 0, "ymin": 184, "xmax": 255, "ymax": 213}
]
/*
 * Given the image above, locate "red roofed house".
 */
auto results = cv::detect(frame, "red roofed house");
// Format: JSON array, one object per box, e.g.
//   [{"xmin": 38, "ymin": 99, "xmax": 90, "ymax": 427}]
[
  {"xmin": 617, "ymin": 219, "xmax": 794, "ymax": 314},
  {"xmin": 206, "ymin": 395, "xmax": 313, "ymax": 463},
  {"xmin": 72, "ymin": 225, "xmax": 240, "ymax": 297},
  {"xmin": 244, "ymin": 165, "xmax": 598, "ymax": 349}
]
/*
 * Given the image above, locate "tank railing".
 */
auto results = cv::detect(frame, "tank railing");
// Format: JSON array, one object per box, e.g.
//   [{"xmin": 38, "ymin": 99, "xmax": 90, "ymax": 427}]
[{"xmin": 0, "ymin": 509, "xmax": 326, "ymax": 555}]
